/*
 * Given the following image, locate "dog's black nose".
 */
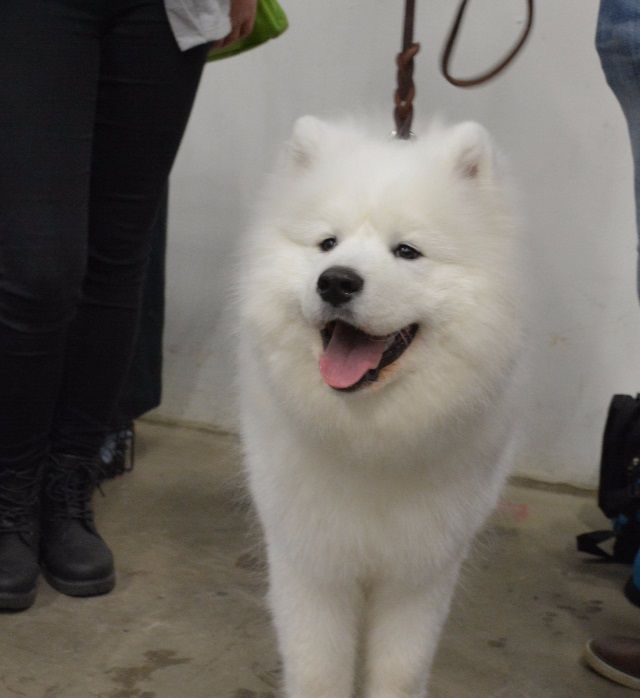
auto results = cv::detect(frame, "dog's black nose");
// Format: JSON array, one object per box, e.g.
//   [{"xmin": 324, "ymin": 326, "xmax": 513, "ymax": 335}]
[{"xmin": 317, "ymin": 266, "xmax": 364, "ymax": 306}]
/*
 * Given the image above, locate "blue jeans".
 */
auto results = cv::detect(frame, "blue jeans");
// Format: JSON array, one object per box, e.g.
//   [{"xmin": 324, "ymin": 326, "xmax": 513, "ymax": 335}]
[
  {"xmin": 597, "ymin": 0, "xmax": 640, "ymax": 604},
  {"xmin": 597, "ymin": 0, "xmax": 640, "ymax": 299}
]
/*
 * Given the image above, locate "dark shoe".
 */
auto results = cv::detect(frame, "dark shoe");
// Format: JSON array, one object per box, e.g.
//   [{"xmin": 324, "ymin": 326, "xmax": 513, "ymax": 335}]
[
  {"xmin": 99, "ymin": 421, "xmax": 135, "ymax": 481},
  {"xmin": 40, "ymin": 454, "xmax": 115, "ymax": 597},
  {"xmin": 0, "ymin": 465, "xmax": 42, "ymax": 610},
  {"xmin": 584, "ymin": 636, "xmax": 640, "ymax": 690}
]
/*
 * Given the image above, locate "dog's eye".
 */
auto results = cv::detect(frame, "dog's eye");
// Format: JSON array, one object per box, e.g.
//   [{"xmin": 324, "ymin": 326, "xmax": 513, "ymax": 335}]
[
  {"xmin": 319, "ymin": 237, "xmax": 338, "ymax": 252},
  {"xmin": 393, "ymin": 243, "xmax": 422, "ymax": 260}
]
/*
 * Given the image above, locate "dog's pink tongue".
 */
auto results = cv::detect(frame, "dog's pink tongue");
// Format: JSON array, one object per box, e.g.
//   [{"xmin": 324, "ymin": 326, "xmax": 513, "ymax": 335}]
[{"xmin": 319, "ymin": 322, "xmax": 386, "ymax": 389}]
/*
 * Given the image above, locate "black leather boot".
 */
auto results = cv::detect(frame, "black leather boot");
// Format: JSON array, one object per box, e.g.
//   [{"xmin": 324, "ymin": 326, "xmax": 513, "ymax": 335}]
[
  {"xmin": 40, "ymin": 454, "xmax": 115, "ymax": 597},
  {"xmin": 0, "ymin": 464, "xmax": 42, "ymax": 610}
]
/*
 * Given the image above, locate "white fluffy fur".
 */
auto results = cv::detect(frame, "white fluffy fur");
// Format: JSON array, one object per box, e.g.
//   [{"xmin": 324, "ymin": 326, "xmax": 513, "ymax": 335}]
[{"xmin": 237, "ymin": 117, "xmax": 522, "ymax": 698}]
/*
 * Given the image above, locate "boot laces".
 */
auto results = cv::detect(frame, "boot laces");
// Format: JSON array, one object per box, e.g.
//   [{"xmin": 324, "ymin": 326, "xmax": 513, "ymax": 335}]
[
  {"xmin": 0, "ymin": 467, "xmax": 40, "ymax": 533},
  {"xmin": 45, "ymin": 456, "xmax": 104, "ymax": 524}
]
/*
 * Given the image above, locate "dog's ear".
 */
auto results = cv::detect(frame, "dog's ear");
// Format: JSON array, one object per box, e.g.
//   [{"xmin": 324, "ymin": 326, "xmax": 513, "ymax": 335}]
[
  {"xmin": 448, "ymin": 122, "xmax": 493, "ymax": 180},
  {"xmin": 289, "ymin": 116, "xmax": 329, "ymax": 169}
]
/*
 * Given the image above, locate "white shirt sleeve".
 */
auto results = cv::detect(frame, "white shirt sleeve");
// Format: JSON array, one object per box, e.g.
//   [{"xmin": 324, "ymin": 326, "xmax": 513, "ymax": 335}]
[{"xmin": 164, "ymin": 0, "xmax": 232, "ymax": 51}]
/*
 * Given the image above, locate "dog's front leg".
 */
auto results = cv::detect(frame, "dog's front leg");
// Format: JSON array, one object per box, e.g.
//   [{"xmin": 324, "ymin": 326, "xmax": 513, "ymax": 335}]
[
  {"xmin": 268, "ymin": 550, "xmax": 361, "ymax": 698},
  {"xmin": 362, "ymin": 565, "xmax": 461, "ymax": 698}
]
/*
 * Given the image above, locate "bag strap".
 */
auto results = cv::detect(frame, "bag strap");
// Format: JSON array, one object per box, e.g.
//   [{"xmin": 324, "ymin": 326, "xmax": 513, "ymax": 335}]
[{"xmin": 576, "ymin": 531, "xmax": 617, "ymax": 561}]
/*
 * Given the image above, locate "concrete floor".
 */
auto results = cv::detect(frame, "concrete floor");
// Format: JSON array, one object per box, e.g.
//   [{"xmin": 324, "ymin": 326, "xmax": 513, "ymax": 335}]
[{"xmin": 0, "ymin": 421, "xmax": 636, "ymax": 698}]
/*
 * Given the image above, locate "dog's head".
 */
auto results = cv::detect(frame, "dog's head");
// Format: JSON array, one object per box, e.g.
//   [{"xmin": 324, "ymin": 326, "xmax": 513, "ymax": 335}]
[{"xmin": 240, "ymin": 117, "xmax": 520, "ymax": 420}]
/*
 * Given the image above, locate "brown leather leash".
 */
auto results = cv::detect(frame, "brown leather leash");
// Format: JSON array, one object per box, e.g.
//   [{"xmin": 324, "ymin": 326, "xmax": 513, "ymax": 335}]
[
  {"xmin": 394, "ymin": 0, "xmax": 419, "ymax": 140},
  {"xmin": 394, "ymin": 0, "xmax": 535, "ymax": 139}
]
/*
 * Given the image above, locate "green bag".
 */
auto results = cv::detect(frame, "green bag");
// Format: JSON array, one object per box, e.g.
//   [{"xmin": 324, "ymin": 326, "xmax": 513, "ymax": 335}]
[{"xmin": 207, "ymin": 0, "xmax": 288, "ymax": 61}]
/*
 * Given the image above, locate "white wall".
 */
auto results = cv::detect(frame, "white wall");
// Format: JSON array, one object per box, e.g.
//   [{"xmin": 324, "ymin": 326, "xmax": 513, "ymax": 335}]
[{"xmin": 158, "ymin": 0, "xmax": 640, "ymax": 489}]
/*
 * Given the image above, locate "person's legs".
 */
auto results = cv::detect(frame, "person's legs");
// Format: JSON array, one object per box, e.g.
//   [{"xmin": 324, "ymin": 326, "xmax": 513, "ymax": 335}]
[
  {"xmin": 50, "ymin": 7, "xmax": 206, "ymax": 457},
  {"xmin": 0, "ymin": 0, "xmax": 102, "ymax": 610},
  {"xmin": 40, "ymin": 0, "xmax": 209, "ymax": 596},
  {"xmin": 0, "ymin": 0, "xmax": 209, "ymax": 608},
  {"xmin": 597, "ymin": 0, "xmax": 640, "ymax": 301},
  {"xmin": 585, "ymin": 2, "xmax": 640, "ymax": 685}
]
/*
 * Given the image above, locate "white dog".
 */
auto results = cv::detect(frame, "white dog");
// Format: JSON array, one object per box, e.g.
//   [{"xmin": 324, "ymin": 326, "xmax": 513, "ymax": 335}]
[{"xmin": 237, "ymin": 116, "xmax": 522, "ymax": 698}]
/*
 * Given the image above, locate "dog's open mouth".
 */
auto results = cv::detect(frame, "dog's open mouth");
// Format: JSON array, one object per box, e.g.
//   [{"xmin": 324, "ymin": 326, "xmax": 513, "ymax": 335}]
[{"xmin": 319, "ymin": 321, "xmax": 419, "ymax": 391}]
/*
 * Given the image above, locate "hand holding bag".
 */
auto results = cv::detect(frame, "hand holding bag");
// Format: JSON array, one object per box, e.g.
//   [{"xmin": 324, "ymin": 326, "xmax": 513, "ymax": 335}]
[{"xmin": 208, "ymin": 0, "xmax": 288, "ymax": 61}]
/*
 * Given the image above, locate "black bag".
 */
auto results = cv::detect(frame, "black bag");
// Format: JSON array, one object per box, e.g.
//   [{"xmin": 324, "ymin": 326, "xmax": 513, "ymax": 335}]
[{"xmin": 576, "ymin": 394, "xmax": 640, "ymax": 563}]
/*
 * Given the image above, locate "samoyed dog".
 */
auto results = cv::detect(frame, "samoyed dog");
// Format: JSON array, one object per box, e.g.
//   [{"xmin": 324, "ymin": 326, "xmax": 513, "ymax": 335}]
[{"xmin": 237, "ymin": 116, "xmax": 521, "ymax": 698}]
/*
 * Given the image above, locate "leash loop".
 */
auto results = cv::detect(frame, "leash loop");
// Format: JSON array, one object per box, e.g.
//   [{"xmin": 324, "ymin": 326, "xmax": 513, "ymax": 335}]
[{"xmin": 440, "ymin": 0, "xmax": 534, "ymax": 88}]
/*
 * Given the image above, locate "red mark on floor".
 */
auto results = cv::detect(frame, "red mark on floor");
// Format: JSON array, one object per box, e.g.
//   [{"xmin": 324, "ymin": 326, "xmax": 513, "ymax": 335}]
[{"xmin": 498, "ymin": 501, "xmax": 530, "ymax": 522}]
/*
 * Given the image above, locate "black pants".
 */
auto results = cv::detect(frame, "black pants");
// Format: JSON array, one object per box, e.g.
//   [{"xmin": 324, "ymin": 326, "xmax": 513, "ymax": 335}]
[
  {"xmin": 0, "ymin": 0, "xmax": 209, "ymax": 470},
  {"xmin": 116, "ymin": 185, "xmax": 167, "ymax": 426}
]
